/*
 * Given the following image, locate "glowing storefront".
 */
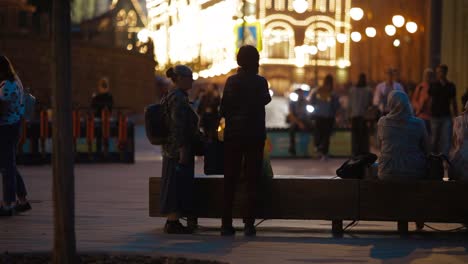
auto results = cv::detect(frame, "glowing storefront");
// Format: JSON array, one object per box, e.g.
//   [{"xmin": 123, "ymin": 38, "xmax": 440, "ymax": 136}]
[{"xmin": 146, "ymin": 0, "xmax": 352, "ymax": 93}]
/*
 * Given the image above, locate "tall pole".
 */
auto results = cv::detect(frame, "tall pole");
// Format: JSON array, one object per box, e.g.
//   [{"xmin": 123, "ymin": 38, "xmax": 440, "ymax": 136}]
[{"xmin": 52, "ymin": 0, "xmax": 76, "ymax": 263}]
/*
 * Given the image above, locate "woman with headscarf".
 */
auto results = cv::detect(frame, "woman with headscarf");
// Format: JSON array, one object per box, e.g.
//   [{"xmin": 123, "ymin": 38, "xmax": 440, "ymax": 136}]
[
  {"xmin": 449, "ymin": 101, "xmax": 468, "ymax": 181},
  {"xmin": 377, "ymin": 90, "xmax": 429, "ymax": 180},
  {"xmin": 220, "ymin": 45, "xmax": 271, "ymax": 236}
]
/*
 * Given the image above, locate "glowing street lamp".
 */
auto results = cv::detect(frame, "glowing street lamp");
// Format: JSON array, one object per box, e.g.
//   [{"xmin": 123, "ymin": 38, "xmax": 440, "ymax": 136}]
[
  {"xmin": 336, "ymin": 33, "xmax": 347, "ymax": 43},
  {"xmin": 406, "ymin": 21, "xmax": 418, "ymax": 33},
  {"xmin": 293, "ymin": 0, "xmax": 308, "ymax": 14},
  {"xmin": 351, "ymin": 31, "xmax": 362, "ymax": 42},
  {"xmin": 350, "ymin": 7, "xmax": 364, "ymax": 21},
  {"xmin": 385, "ymin": 25, "xmax": 396, "ymax": 36},
  {"xmin": 393, "ymin": 39, "xmax": 401, "ymax": 47},
  {"xmin": 137, "ymin": 29, "xmax": 150, "ymax": 43},
  {"xmin": 392, "ymin": 15, "xmax": 405, "ymax": 28}
]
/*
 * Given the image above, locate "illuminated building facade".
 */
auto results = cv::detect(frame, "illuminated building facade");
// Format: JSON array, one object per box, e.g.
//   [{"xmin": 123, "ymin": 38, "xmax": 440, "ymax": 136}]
[{"xmin": 146, "ymin": 0, "xmax": 351, "ymax": 93}]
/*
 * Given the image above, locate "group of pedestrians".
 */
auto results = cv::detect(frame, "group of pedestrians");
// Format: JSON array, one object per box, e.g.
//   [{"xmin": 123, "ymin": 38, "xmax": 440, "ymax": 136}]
[{"xmin": 159, "ymin": 45, "xmax": 270, "ymax": 236}]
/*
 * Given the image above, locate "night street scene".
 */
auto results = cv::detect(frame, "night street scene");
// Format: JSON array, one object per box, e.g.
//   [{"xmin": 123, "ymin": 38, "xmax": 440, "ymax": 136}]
[{"xmin": 1, "ymin": 0, "xmax": 468, "ymax": 263}]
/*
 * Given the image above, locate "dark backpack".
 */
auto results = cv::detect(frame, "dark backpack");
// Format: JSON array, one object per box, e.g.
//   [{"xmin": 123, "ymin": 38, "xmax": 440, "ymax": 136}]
[
  {"xmin": 336, "ymin": 153, "xmax": 378, "ymax": 179},
  {"xmin": 144, "ymin": 94, "xmax": 174, "ymax": 145}
]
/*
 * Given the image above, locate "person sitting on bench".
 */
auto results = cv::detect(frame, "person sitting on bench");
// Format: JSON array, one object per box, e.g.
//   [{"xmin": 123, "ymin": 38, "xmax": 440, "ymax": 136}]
[
  {"xmin": 377, "ymin": 90, "xmax": 429, "ymax": 180},
  {"xmin": 449, "ymin": 101, "xmax": 468, "ymax": 181}
]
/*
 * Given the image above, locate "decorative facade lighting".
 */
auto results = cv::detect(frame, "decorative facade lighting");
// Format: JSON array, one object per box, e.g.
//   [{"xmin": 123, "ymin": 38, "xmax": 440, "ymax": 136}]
[
  {"xmin": 406, "ymin": 21, "xmax": 418, "ymax": 33},
  {"xmin": 393, "ymin": 39, "xmax": 401, "ymax": 47},
  {"xmin": 292, "ymin": 0, "xmax": 308, "ymax": 14},
  {"xmin": 385, "ymin": 25, "xmax": 396, "ymax": 36},
  {"xmin": 349, "ymin": 7, "xmax": 364, "ymax": 21},
  {"xmin": 317, "ymin": 42, "xmax": 327, "ymax": 51},
  {"xmin": 392, "ymin": 15, "xmax": 405, "ymax": 28},
  {"xmin": 350, "ymin": 31, "xmax": 362, "ymax": 42},
  {"xmin": 137, "ymin": 29, "xmax": 150, "ymax": 43},
  {"xmin": 365, "ymin": 27, "xmax": 376, "ymax": 38},
  {"xmin": 336, "ymin": 33, "xmax": 347, "ymax": 43}
]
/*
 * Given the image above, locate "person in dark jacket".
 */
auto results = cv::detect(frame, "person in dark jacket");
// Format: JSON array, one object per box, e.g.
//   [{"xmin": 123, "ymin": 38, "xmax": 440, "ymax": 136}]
[
  {"xmin": 160, "ymin": 65, "xmax": 199, "ymax": 234},
  {"xmin": 0, "ymin": 55, "xmax": 31, "ymax": 216},
  {"xmin": 220, "ymin": 45, "xmax": 272, "ymax": 236},
  {"xmin": 91, "ymin": 77, "xmax": 114, "ymax": 117},
  {"xmin": 198, "ymin": 83, "xmax": 221, "ymax": 141}
]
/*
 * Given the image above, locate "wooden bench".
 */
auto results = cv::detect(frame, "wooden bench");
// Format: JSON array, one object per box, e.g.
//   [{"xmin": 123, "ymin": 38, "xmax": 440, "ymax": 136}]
[{"xmin": 149, "ymin": 177, "xmax": 468, "ymax": 234}]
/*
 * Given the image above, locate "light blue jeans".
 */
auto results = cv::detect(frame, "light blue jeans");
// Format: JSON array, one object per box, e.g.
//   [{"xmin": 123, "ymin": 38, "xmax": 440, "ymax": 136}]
[{"xmin": 431, "ymin": 117, "xmax": 452, "ymax": 156}]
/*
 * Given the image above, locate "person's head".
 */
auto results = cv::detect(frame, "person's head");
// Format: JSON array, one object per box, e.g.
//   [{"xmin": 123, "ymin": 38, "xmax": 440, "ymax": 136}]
[
  {"xmin": 322, "ymin": 74, "xmax": 334, "ymax": 92},
  {"xmin": 387, "ymin": 90, "xmax": 413, "ymax": 119},
  {"xmin": 295, "ymin": 88, "xmax": 305, "ymax": 100},
  {"xmin": 155, "ymin": 76, "xmax": 171, "ymax": 96},
  {"xmin": 436, "ymin": 64, "xmax": 448, "ymax": 81},
  {"xmin": 0, "ymin": 55, "xmax": 16, "ymax": 82},
  {"xmin": 356, "ymin": 73, "xmax": 367, "ymax": 88},
  {"xmin": 422, "ymin": 68, "xmax": 434, "ymax": 83},
  {"xmin": 385, "ymin": 68, "xmax": 396, "ymax": 83},
  {"xmin": 206, "ymin": 83, "xmax": 218, "ymax": 93},
  {"xmin": 237, "ymin": 45, "xmax": 260, "ymax": 74},
  {"xmin": 97, "ymin": 77, "xmax": 110, "ymax": 94},
  {"xmin": 166, "ymin": 65, "xmax": 193, "ymax": 91}
]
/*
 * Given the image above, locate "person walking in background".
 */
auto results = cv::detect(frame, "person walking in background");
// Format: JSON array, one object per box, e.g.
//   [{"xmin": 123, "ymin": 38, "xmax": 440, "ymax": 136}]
[
  {"xmin": 91, "ymin": 77, "xmax": 114, "ymax": 117},
  {"xmin": 412, "ymin": 68, "xmax": 434, "ymax": 134},
  {"xmin": 373, "ymin": 68, "xmax": 404, "ymax": 116},
  {"xmin": 160, "ymin": 65, "xmax": 199, "ymax": 234},
  {"xmin": 309, "ymin": 74, "xmax": 340, "ymax": 161},
  {"xmin": 220, "ymin": 45, "xmax": 271, "ymax": 236},
  {"xmin": 198, "ymin": 83, "xmax": 221, "ymax": 141},
  {"xmin": 287, "ymin": 88, "xmax": 311, "ymax": 156},
  {"xmin": 349, "ymin": 73, "xmax": 373, "ymax": 156},
  {"xmin": 429, "ymin": 64, "xmax": 458, "ymax": 156},
  {"xmin": 449, "ymin": 101, "xmax": 468, "ymax": 181},
  {"xmin": 0, "ymin": 55, "xmax": 31, "ymax": 216},
  {"xmin": 377, "ymin": 90, "xmax": 429, "ymax": 180}
]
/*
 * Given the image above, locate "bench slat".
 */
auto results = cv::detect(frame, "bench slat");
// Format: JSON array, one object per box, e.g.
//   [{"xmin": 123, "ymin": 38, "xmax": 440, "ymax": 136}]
[{"xmin": 149, "ymin": 177, "xmax": 360, "ymax": 220}]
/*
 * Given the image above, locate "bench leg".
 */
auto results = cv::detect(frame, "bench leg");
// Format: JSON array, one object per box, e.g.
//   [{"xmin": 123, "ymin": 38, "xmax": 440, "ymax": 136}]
[
  {"xmin": 332, "ymin": 220, "xmax": 343, "ymax": 235},
  {"xmin": 397, "ymin": 221, "xmax": 408, "ymax": 234}
]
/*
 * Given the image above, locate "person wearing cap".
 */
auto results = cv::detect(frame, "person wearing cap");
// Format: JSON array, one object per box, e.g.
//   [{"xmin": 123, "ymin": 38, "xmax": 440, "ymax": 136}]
[
  {"xmin": 449, "ymin": 101, "xmax": 468, "ymax": 181},
  {"xmin": 160, "ymin": 65, "xmax": 199, "ymax": 234},
  {"xmin": 429, "ymin": 64, "xmax": 458, "ymax": 156},
  {"xmin": 373, "ymin": 68, "xmax": 404, "ymax": 116},
  {"xmin": 220, "ymin": 45, "xmax": 271, "ymax": 236}
]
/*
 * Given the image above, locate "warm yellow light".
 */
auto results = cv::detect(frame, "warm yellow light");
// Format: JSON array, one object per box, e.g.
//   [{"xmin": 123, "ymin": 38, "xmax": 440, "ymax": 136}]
[
  {"xmin": 350, "ymin": 7, "xmax": 364, "ymax": 21},
  {"xmin": 393, "ymin": 39, "xmax": 401, "ymax": 47},
  {"xmin": 317, "ymin": 42, "xmax": 327, "ymax": 51},
  {"xmin": 292, "ymin": 0, "xmax": 308, "ymax": 14},
  {"xmin": 350, "ymin": 32, "xmax": 362, "ymax": 42},
  {"xmin": 392, "ymin": 15, "xmax": 405, "ymax": 28},
  {"xmin": 137, "ymin": 29, "xmax": 150, "ymax": 43},
  {"xmin": 326, "ymin": 36, "xmax": 336, "ymax": 47},
  {"xmin": 385, "ymin": 25, "xmax": 396, "ymax": 36},
  {"xmin": 365, "ymin": 27, "xmax": 376, "ymax": 38},
  {"xmin": 406, "ymin": 21, "xmax": 418, "ymax": 33},
  {"xmin": 306, "ymin": 45, "xmax": 318, "ymax": 55},
  {"xmin": 193, "ymin": 73, "xmax": 199, "ymax": 80},
  {"xmin": 336, "ymin": 33, "xmax": 347, "ymax": 43},
  {"xmin": 126, "ymin": 44, "xmax": 133, "ymax": 50}
]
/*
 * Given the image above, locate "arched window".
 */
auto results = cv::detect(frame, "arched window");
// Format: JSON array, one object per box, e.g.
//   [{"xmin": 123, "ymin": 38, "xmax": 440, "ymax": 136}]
[{"xmin": 264, "ymin": 22, "xmax": 294, "ymax": 59}]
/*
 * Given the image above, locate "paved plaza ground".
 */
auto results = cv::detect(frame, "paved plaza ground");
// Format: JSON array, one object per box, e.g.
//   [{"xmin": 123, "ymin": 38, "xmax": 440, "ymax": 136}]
[{"xmin": 1, "ymin": 127, "xmax": 468, "ymax": 264}]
